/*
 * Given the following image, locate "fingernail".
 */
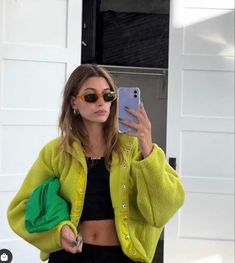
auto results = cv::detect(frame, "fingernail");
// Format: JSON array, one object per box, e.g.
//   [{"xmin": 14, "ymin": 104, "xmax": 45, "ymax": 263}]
[
  {"xmin": 78, "ymin": 243, "xmax": 83, "ymax": 252},
  {"xmin": 124, "ymin": 106, "xmax": 129, "ymax": 110},
  {"xmin": 118, "ymin": 117, "xmax": 123, "ymax": 121}
]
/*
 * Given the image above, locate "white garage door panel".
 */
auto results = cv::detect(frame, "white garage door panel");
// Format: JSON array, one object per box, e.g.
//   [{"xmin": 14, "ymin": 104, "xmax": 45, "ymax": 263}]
[
  {"xmin": 182, "ymin": 177, "xmax": 234, "ymax": 195},
  {"xmin": 1, "ymin": 126, "xmax": 58, "ymax": 175},
  {"xmin": 4, "ymin": 0, "xmax": 68, "ymax": 47},
  {"xmin": 2, "ymin": 59, "xmax": 66, "ymax": 110},
  {"xmin": 179, "ymin": 193, "xmax": 234, "ymax": 240},
  {"xmin": 182, "ymin": 70, "xmax": 234, "ymax": 117},
  {"xmin": 0, "ymin": 110, "xmax": 59, "ymax": 126},
  {"xmin": 185, "ymin": 0, "xmax": 234, "ymax": 9},
  {"xmin": 183, "ymin": 9, "xmax": 234, "ymax": 56},
  {"xmin": 180, "ymin": 131, "xmax": 234, "ymax": 178},
  {"xmin": 165, "ymin": 217, "xmax": 234, "ymax": 263},
  {"xmin": 0, "ymin": 176, "xmax": 25, "ymax": 192}
]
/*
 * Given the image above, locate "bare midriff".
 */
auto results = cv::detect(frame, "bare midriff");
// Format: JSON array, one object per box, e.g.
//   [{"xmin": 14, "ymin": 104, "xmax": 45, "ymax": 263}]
[{"xmin": 78, "ymin": 219, "xmax": 120, "ymax": 246}]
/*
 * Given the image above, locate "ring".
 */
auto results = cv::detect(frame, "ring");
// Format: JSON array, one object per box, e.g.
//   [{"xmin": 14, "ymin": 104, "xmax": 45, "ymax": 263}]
[
  {"xmin": 77, "ymin": 233, "xmax": 83, "ymax": 246},
  {"xmin": 71, "ymin": 240, "xmax": 78, "ymax": 246}
]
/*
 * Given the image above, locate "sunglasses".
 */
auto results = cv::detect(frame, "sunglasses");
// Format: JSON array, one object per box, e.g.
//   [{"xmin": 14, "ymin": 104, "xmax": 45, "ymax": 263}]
[{"xmin": 76, "ymin": 91, "xmax": 117, "ymax": 103}]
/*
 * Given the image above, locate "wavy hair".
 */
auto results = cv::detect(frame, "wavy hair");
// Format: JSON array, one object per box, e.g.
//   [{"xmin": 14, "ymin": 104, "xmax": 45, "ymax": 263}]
[{"xmin": 59, "ymin": 64, "xmax": 122, "ymax": 165}]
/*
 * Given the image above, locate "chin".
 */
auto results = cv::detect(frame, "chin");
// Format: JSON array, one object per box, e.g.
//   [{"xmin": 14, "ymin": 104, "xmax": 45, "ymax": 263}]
[
  {"xmin": 86, "ymin": 116, "xmax": 109, "ymax": 124},
  {"xmin": 96, "ymin": 116, "xmax": 109, "ymax": 123}
]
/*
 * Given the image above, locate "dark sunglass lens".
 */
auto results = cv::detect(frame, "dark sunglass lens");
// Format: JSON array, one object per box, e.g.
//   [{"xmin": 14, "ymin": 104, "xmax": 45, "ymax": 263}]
[
  {"xmin": 103, "ymin": 92, "xmax": 115, "ymax": 102},
  {"xmin": 84, "ymin": 93, "xmax": 98, "ymax": 102}
]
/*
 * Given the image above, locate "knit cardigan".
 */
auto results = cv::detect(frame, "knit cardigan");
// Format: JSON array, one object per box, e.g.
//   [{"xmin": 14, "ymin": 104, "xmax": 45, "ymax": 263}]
[{"xmin": 7, "ymin": 134, "xmax": 185, "ymax": 262}]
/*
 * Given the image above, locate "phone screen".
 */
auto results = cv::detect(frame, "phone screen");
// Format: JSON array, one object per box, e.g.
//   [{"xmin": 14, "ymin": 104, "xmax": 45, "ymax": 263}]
[{"xmin": 118, "ymin": 87, "xmax": 140, "ymax": 133}]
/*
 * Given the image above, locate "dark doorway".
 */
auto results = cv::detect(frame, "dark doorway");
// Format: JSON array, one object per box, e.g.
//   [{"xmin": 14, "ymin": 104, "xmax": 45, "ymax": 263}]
[{"xmin": 81, "ymin": 1, "xmax": 170, "ymax": 262}]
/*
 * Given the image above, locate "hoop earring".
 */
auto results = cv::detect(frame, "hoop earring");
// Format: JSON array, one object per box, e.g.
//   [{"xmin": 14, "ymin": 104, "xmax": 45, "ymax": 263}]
[{"xmin": 73, "ymin": 109, "xmax": 80, "ymax": 116}]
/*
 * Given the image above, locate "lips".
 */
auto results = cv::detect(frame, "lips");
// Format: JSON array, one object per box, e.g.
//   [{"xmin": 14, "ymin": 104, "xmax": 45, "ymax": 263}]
[
  {"xmin": 95, "ymin": 110, "xmax": 106, "ymax": 113},
  {"xmin": 94, "ymin": 110, "xmax": 107, "ymax": 115}
]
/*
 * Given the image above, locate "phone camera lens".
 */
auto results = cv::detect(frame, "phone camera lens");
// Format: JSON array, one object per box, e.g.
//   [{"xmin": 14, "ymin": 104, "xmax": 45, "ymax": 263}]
[
  {"xmin": 134, "ymin": 90, "xmax": 138, "ymax": 93},
  {"xmin": 134, "ymin": 95, "xmax": 137, "ymax": 98}
]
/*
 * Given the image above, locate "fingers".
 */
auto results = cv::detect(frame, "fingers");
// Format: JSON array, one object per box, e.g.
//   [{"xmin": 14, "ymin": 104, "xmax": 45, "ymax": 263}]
[
  {"xmin": 60, "ymin": 225, "xmax": 83, "ymax": 254},
  {"xmin": 76, "ymin": 233, "xmax": 83, "ymax": 251},
  {"xmin": 120, "ymin": 104, "xmax": 151, "ymax": 133},
  {"xmin": 119, "ymin": 118, "xmax": 139, "ymax": 131},
  {"xmin": 140, "ymin": 103, "xmax": 149, "ymax": 120},
  {"xmin": 61, "ymin": 225, "xmax": 76, "ymax": 244},
  {"xmin": 125, "ymin": 104, "xmax": 150, "ymax": 124},
  {"xmin": 124, "ymin": 106, "xmax": 144, "ymax": 122},
  {"xmin": 120, "ymin": 103, "xmax": 153, "ymax": 157}
]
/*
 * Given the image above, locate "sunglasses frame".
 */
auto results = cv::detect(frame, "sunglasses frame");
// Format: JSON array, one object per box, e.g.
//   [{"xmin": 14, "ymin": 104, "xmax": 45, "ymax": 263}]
[{"xmin": 76, "ymin": 91, "xmax": 117, "ymax": 103}]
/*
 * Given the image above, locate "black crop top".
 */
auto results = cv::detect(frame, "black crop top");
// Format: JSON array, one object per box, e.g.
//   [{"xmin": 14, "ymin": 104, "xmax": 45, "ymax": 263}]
[{"xmin": 80, "ymin": 158, "xmax": 114, "ymax": 221}]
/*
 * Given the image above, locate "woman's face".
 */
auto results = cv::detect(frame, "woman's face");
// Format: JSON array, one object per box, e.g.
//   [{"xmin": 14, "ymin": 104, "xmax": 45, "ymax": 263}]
[{"xmin": 71, "ymin": 76, "xmax": 113, "ymax": 125}]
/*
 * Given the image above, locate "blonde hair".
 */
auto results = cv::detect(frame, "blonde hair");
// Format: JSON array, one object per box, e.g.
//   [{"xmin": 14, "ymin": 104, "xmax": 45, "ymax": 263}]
[{"xmin": 59, "ymin": 64, "xmax": 122, "ymax": 165}]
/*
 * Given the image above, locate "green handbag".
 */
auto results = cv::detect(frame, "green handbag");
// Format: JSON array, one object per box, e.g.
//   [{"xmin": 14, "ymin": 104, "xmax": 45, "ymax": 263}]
[{"xmin": 25, "ymin": 177, "xmax": 70, "ymax": 233}]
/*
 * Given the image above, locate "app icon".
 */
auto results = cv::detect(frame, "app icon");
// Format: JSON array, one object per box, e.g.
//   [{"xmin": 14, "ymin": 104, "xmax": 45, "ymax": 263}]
[{"xmin": 0, "ymin": 249, "xmax": 13, "ymax": 263}]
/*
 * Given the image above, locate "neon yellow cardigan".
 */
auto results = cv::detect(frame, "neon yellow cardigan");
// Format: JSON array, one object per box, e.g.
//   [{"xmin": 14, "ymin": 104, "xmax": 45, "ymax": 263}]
[{"xmin": 7, "ymin": 134, "xmax": 185, "ymax": 262}]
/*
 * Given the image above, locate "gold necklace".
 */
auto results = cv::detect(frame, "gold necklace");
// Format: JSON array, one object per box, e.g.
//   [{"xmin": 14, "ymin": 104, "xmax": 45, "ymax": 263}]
[{"xmin": 86, "ymin": 156, "xmax": 103, "ymax": 169}]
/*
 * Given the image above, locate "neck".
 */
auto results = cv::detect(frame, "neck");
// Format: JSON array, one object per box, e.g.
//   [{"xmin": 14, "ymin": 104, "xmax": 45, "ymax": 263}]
[{"xmin": 83, "ymin": 122, "xmax": 105, "ymax": 157}]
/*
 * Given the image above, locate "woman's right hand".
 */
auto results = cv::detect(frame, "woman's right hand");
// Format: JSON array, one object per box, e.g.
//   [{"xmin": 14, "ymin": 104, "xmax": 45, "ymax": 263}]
[{"xmin": 60, "ymin": 225, "xmax": 83, "ymax": 253}]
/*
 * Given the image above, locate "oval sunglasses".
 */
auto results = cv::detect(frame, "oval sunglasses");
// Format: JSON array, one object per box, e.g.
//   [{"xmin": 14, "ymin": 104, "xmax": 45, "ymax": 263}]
[{"xmin": 76, "ymin": 91, "xmax": 117, "ymax": 103}]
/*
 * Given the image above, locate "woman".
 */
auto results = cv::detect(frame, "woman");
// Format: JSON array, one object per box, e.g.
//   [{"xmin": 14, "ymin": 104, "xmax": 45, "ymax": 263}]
[{"xmin": 7, "ymin": 64, "xmax": 185, "ymax": 263}]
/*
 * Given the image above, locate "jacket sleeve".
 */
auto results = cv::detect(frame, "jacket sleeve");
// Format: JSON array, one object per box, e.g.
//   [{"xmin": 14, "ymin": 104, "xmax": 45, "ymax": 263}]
[
  {"xmin": 7, "ymin": 142, "xmax": 77, "ymax": 255},
  {"xmin": 130, "ymin": 141, "xmax": 185, "ymax": 228}
]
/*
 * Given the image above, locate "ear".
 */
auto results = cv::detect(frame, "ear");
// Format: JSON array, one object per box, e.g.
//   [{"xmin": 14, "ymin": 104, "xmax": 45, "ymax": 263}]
[{"xmin": 70, "ymin": 96, "xmax": 77, "ymax": 109}]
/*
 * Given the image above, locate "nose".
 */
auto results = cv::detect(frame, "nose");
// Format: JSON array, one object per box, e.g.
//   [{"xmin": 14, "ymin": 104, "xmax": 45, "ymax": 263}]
[{"xmin": 96, "ymin": 95, "xmax": 105, "ymax": 105}]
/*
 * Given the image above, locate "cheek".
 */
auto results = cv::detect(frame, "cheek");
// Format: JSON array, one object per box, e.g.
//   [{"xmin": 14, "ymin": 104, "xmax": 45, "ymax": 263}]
[
  {"xmin": 78, "ymin": 104, "xmax": 90, "ymax": 115},
  {"xmin": 107, "ymin": 103, "xmax": 111, "ymax": 111},
  {"xmin": 105, "ymin": 103, "xmax": 112, "ymax": 115},
  {"xmin": 77, "ymin": 102, "xmax": 113, "ymax": 117}
]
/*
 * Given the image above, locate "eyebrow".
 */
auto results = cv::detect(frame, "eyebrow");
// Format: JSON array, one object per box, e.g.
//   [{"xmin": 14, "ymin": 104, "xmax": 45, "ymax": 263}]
[{"xmin": 82, "ymin": 88, "xmax": 111, "ymax": 92}]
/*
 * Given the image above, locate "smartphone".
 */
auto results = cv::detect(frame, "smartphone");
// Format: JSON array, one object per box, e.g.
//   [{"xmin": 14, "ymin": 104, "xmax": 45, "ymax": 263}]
[{"xmin": 118, "ymin": 87, "xmax": 141, "ymax": 133}]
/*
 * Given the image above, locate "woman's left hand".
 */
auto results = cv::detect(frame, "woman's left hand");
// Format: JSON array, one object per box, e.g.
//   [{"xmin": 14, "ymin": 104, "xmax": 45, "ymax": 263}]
[{"xmin": 120, "ymin": 103, "xmax": 153, "ymax": 158}]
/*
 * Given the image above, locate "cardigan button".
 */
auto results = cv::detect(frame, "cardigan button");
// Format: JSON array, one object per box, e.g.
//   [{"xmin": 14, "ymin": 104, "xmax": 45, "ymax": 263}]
[
  {"xmin": 122, "ymin": 204, "xmax": 127, "ymax": 209},
  {"xmin": 123, "ymin": 216, "xmax": 128, "ymax": 221},
  {"xmin": 125, "ymin": 235, "xmax": 130, "ymax": 240},
  {"xmin": 122, "ymin": 184, "xmax": 127, "ymax": 189},
  {"xmin": 122, "ymin": 162, "xmax": 127, "ymax": 168}
]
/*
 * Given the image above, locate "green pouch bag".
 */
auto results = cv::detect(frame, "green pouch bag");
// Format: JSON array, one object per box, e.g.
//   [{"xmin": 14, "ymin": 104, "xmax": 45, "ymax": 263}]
[{"xmin": 25, "ymin": 177, "xmax": 70, "ymax": 233}]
